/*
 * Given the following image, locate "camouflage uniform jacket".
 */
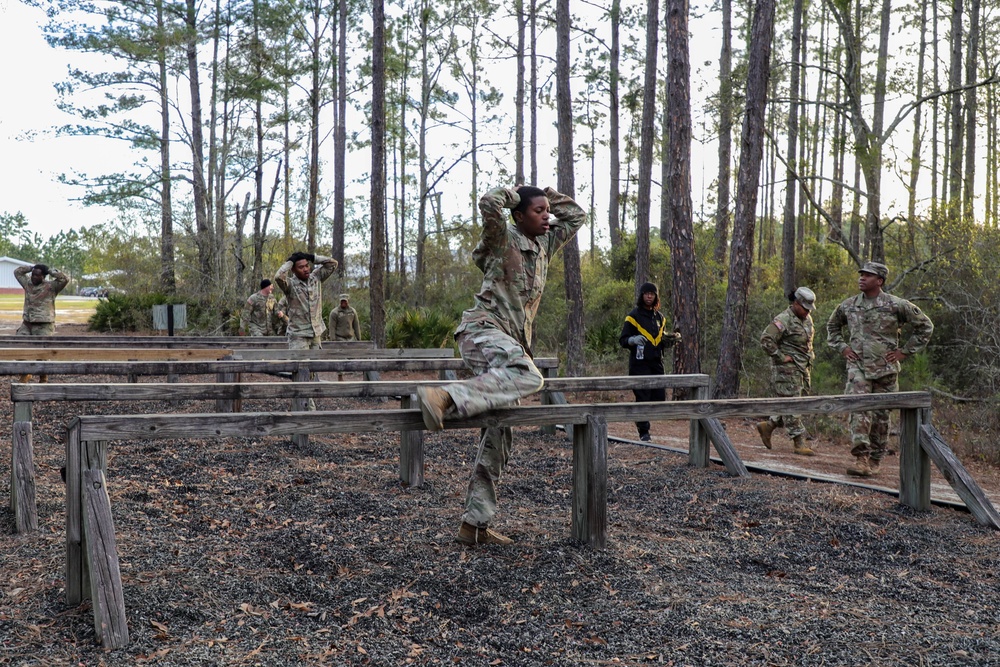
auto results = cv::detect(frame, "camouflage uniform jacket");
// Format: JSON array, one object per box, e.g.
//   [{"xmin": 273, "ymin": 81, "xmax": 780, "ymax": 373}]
[
  {"xmin": 454, "ymin": 187, "xmax": 586, "ymax": 351},
  {"xmin": 760, "ymin": 307, "xmax": 814, "ymax": 376},
  {"xmin": 329, "ymin": 305, "xmax": 361, "ymax": 341},
  {"xmin": 240, "ymin": 291, "xmax": 276, "ymax": 336},
  {"xmin": 15, "ymin": 266, "xmax": 69, "ymax": 323},
  {"xmin": 826, "ymin": 291, "xmax": 934, "ymax": 380},
  {"xmin": 274, "ymin": 255, "xmax": 338, "ymax": 338}
]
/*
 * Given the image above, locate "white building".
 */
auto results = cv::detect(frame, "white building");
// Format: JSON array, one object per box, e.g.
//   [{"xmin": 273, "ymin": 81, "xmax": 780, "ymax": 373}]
[{"xmin": 0, "ymin": 256, "xmax": 34, "ymax": 292}]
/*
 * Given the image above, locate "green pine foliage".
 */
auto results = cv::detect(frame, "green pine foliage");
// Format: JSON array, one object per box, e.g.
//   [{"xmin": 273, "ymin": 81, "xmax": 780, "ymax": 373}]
[{"xmin": 385, "ymin": 307, "xmax": 459, "ymax": 350}]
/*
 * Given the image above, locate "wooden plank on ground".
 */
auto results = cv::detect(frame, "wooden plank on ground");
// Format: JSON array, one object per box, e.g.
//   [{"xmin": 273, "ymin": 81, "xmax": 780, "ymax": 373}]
[
  {"xmin": 0, "ymin": 348, "xmax": 231, "ymax": 361},
  {"xmin": 81, "ymin": 469, "xmax": 129, "ymax": 649},
  {"xmin": 919, "ymin": 423, "xmax": 1000, "ymax": 529},
  {"xmin": 571, "ymin": 414, "xmax": 607, "ymax": 549},
  {"xmin": 12, "ymin": 422, "xmax": 37, "ymax": 533},
  {"xmin": 697, "ymin": 418, "xmax": 749, "ymax": 477}
]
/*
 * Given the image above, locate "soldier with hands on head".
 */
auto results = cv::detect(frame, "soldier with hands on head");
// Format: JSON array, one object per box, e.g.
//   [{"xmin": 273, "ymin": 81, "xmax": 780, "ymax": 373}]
[
  {"xmin": 416, "ymin": 184, "xmax": 586, "ymax": 546},
  {"xmin": 329, "ymin": 293, "xmax": 362, "ymax": 341},
  {"xmin": 826, "ymin": 261, "xmax": 933, "ymax": 477},
  {"xmin": 239, "ymin": 279, "xmax": 279, "ymax": 336},
  {"xmin": 273, "ymin": 251, "xmax": 339, "ymax": 350},
  {"xmin": 619, "ymin": 281, "xmax": 681, "ymax": 442},
  {"xmin": 14, "ymin": 263, "xmax": 69, "ymax": 383},
  {"xmin": 757, "ymin": 287, "xmax": 817, "ymax": 456}
]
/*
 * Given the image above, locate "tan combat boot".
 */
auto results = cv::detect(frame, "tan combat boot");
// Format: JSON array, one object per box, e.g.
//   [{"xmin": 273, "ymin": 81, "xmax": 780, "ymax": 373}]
[
  {"xmin": 867, "ymin": 459, "xmax": 881, "ymax": 476},
  {"xmin": 791, "ymin": 435, "xmax": 814, "ymax": 457},
  {"xmin": 18, "ymin": 374, "xmax": 32, "ymax": 383},
  {"xmin": 456, "ymin": 522, "xmax": 513, "ymax": 546},
  {"xmin": 846, "ymin": 456, "xmax": 871, "ymax": 477},
  {"xmin": 756, "ymin": 421, "xmax": 775, "ymax": 449},
  {"xmin": 416, "ymin": 386, "xmax": 453, "ymax": 431}
]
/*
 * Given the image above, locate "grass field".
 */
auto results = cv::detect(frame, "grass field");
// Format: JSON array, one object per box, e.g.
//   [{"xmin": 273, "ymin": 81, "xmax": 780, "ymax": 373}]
[{"xmin": 0, "ymin": 294, "xmax": 98, "ymax": 324}]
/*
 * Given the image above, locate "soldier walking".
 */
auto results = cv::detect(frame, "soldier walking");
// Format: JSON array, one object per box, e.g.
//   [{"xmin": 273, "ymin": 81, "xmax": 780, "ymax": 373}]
[
  {"xmin": 826, "ymin": 262, "xmax": 933, "ymax": 477},
  {"xmin": 329, "ymin": 294, "xmax": 362, "ymax": 341},
  {"xmin": 416, "ymin": 185, "xmax": 585, "ymax": 546},
  {"xmin": 757, "ymin": 287, "xmax": 816, "ymax": 456}
]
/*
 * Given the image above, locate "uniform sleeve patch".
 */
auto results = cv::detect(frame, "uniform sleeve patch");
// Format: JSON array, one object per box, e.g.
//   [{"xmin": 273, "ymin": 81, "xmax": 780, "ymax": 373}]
[{"xmin": 773, "ymin": 319, "xmax": 784, "ymax": 331}]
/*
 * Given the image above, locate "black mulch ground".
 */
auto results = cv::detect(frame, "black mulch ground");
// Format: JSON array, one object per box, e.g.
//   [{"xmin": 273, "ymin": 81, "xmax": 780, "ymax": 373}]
[{"xmin": 1, "ymin": 378, "xmax": 999, "ymax": 666}]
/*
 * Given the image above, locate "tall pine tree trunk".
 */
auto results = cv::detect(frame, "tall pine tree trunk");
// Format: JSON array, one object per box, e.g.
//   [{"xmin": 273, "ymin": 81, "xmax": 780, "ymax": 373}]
[
  {"xmin": 665, "ymin": 0, "xmax": 702, "ymax": 394},
  {"xmin": 712, "ymin": 0, "xmax": 733, "ymax": 265},
  {"xmin": 157, "ymin": 0, "xmax": 175, "ymax": 294},
  {"xmin": 781, "ymin": 0, "xmax": 804, "ymax": 295},
  {"xmin": 714, "ymin": 0, "xmax": 775, "ymax": 399},
  {"xmin": 608, "ymin": 0, "xmax": 622, "ymax": 249},
  {"xmin": 370, "ymin": 0, "xmax": 387, "ymax": 347},
  {"xmin": 634, "ymin": 0, "xmax": 659, "ymax": 291}
]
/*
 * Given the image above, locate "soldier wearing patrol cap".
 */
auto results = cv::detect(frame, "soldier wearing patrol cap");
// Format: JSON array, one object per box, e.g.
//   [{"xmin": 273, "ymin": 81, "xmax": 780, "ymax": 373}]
[
  {"xmin": 757, "ymin": 286, "xmax": 817, "ymax": 456},
  {"xmin": 329, "ymin": 293, "xmax": 362, "ymax": 341},
  {"xmin": 826, "ymin": 261, "xmax": 933, "ymax": 477}
]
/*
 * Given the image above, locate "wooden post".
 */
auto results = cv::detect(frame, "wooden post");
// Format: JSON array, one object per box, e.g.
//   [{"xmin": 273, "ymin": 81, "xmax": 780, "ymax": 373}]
[
  {"xmin": 898, "ymin": 407, "xmax": 929, "ymax": 511},
  {"xmin": 65, "ymin": 420, "xmax": 85, "ymax": 605},
  {"xmin": 399, "ymin": 395, "xmax": 424, "ymax": 487},
  {"xmin": 291, "ymin": 366, "xmax": 310, "ymax": 448},
  {"xmin": 82, "ymin": 468, "xmax": 129, "ymax": 648},
  {"xmin": 215, "ymin": 370, "xmax": 236, "ymax": 412},
  {"xmin": 688, "ymin": 384, "xmax": 711, "ymax": 468},
  {"xmin": 11, "ymin": 400, "xmax": 32, "ymax": 512},
  {"xmin": 539, "ymin": 365, "xmax": 558, "ymax": 435},
  {"xmin": 571, "ymin": 414, "xmax": 607, "ymax": 549},
  {"xmin": 919, "ymin": 416, "xmax": 1000, "ymax": 529},
  {"xmin": 12, "ymin": 422, "xmax": 37, "ymax": 533},
  {"xmin": 697, "ymin": 418, "xmax": 749, "ymax": 477}
]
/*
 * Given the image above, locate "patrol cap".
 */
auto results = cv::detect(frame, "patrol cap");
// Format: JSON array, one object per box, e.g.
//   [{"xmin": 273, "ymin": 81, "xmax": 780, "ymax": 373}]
[
  {"xmin": 339, "ymin": 293, "xmax": 350, "ymax": 301},
  {"xmin": 793, "ymin": 286, "xmax": 816, "ymax": 311},
  {"xmin": 858, "ymin": 261, "xmax": 888, "ymax": 280}
]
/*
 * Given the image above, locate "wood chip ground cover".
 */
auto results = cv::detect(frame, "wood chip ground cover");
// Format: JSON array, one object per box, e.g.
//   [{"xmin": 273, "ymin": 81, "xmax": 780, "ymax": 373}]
[{"xmin": 1, "ymin": 377, "xmax": 999, "ymax": 666}]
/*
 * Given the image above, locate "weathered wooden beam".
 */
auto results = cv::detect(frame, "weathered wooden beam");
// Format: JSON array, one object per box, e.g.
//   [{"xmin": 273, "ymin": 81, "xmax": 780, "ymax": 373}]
[
  {"xmin": 899, "ymin": 408, "xmax": 930, "ymax": 511},
  {"xmin": 399, "ymin": 395, "xmax": 424, "ymax": 488},
  {"xmin": 697, "ymin": 418, "xmax": 750, "ymax": 477},
  {"xmin": 11, "ymin": 374, "xmax": 709, "ymax": 403},
  {"xmin": 0, "ymin": 356, "xmax": 559, "ymax": 377},
  {"xmin": 65, "ymin": 421, "xmax": 85, "ymax": 606},
  {"xmin": 231, "ymin": 348, "xmax": 455, "ymax": 360},
  {"xmin": 81, "ymin": 469, "xmax": 129, "ymax": 649},
  {"xmin": 571, "ymin": 414, "xmax": 607, "ymax": 549},
  {"xmin": 73, "ymin": 392, "xmax": 934, "ymax": 441},
  {"xmin": 0, "ymin": 348, "xmax": 232, "ymax": 361},
  {"xmin": 0, "ymin": 335, "xmax": 295, "ymax": 349},
  {"xmin": 919, "ymin": 422, "xmax": 1000, "ymax": 529},
  {"xmin": 12, "ymin": 422, "xmax": 37, "ymax": 533},
  {"xmin": 689, "ymin": 385, "xmax": 712, "ymax": 468}
]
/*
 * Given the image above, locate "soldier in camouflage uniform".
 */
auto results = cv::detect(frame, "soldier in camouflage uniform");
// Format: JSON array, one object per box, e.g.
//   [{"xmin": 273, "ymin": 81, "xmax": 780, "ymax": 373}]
[
  {"xmin": 757, "ymin": 287, "xmax": 816, "ymax": 456},
  {"xmin": 329, "ymin": 294, "xmax": 362, "ymax": 341},
  {"xmin": 15, "ymin": 263, "xmax": 69, "ymax": 383},
  {"xmin": 273, "ymin": 252, "xmax": 339, "ymax": 350},
  {"xmin": 826, "ymin": 261, "xmax": 933, "ymax": 477},
  {"xmin": 15, "ymin": 263, "xmax": 69, "ymax": 337},
  {"xmin": 239, "ymin": 279, "xmax": 278, "ymax": 336},
  {"xmin": 416, "ymin": 185, "xmax": 585, "ymax": 546}
]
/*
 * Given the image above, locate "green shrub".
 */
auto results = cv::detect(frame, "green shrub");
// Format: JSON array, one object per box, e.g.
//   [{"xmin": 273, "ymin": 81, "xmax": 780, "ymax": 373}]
[
  {"xmin": 385, "ymin": 307, "xmax": 458, "ymax": 349},
  {"xmin": 88, "ymin": 293, "xmax": 206, "ymax": 333}
]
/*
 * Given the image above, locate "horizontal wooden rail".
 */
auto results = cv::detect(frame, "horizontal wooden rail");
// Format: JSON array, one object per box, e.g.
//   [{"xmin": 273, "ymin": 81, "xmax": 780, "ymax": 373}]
[
  {"xmin": 71, "ymin": 392, "xmax": 931, "ymax": 441},
  {"xmin": 0, "ymin": 335, "xmax": 305, "ymax": 349},
  {"xmin": 0, "ymin": 348, "xmax": 233, "ymax": 362},
  {"xmin": 11, "ymin": 374, "xmax": 710, "ymax": 403},
  {"xmin": 228, "ymin": 348, "xmax": 455, "ymax": 360},
  {"xmin": 0, "ymin": 356, "xmax": 558, "ymax": 376}
]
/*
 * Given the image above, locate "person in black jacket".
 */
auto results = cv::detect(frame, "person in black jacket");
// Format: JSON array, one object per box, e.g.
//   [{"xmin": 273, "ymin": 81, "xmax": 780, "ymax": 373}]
[{"xmin": 619, "ymin": 282, "xmax": 681, "ymax": 441}]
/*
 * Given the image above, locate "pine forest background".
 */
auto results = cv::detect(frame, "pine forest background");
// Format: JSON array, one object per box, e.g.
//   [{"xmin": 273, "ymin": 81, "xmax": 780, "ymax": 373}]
[{"xmin": 5, "ymin": 0, "xmax": 1000, "ymax": 456}]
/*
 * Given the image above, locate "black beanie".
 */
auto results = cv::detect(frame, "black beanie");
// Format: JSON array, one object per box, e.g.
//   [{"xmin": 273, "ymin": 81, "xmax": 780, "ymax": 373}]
[{"xmin": 640, "ymin": 282, "xmax": 658, "ymax": 295}]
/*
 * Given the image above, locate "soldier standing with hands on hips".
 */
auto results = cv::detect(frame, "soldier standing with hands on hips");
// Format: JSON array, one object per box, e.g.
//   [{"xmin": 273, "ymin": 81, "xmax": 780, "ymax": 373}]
[{"xmin": 826, "ymin": 261, "xmax": 933, "ymax": 478}]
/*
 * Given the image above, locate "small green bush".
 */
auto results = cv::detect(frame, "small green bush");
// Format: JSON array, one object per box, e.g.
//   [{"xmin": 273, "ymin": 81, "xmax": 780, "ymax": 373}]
[
  {"xmin": 88, "ymin": 293, "xmax": 203, "ymax": 333},
  {"xmin": 385, "ymin": 307, "xmax": 458, "ymax": 349}
]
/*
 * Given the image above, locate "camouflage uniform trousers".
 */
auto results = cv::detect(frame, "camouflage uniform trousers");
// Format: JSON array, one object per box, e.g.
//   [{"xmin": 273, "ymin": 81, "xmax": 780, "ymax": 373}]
[
  {"xmin": 288, "ymin": 335, "xmax": 323, "ymax": 409},
  {"xmin": 846, "ymin": 366, "xmax": 898, "ymax": 462},
  {"xmin": 16, "ymin": 321, "xmax": 55, "ymax": 336},
  {"xmin": 444, "ymin": 326, "xmax": 545, "ymax": 528},
  {"xmin": 766, "ymin": 366, "xmax": 808, "ymax": 439}
]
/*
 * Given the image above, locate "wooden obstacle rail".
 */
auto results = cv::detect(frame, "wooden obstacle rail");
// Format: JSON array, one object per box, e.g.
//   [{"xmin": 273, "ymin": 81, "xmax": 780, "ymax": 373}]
[
  {"xmin": 0, "ymin": 335, "xmax": 315, "ymax": 349},
  {"xmin": 226, "ymin": 347, "xmax": 456, "ymax": 360},
  {"xmin": 0, "ymin": 348, "xmax": 234, "ymax": 362},
  {"xmin": 63, "ymin": 391, "xmax": 971, "ymax": 649},
  {"xmin": 8, "ymin": 374, "xmax": 707, "ymax": 532}
]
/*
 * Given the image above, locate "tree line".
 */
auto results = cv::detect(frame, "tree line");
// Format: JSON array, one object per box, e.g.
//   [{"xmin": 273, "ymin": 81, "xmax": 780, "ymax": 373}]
[{"xmin": 7, "ymin": 0, "xmax": 1000, "ymax": 400}]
